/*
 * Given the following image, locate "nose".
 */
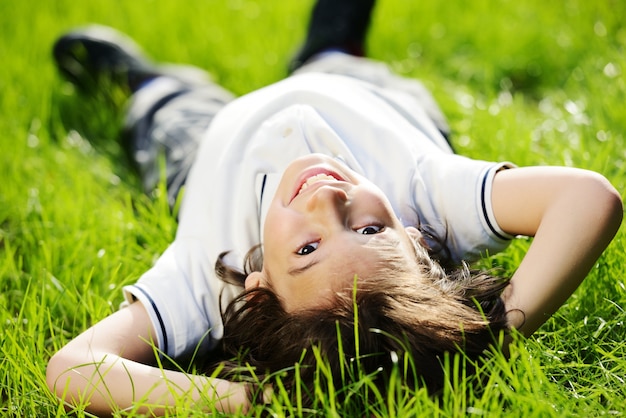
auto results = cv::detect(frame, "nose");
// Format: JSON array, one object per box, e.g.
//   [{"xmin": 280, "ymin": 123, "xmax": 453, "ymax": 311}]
[{"xmin": 305, "ymin": 185, "xmax": 349, "ymax": 225}]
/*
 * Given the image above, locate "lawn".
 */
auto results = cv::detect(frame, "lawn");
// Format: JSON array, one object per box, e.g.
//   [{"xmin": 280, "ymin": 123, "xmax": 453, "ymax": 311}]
[{"xmin": 1, "ymin": 0, "xmax": 625, "ymax": 416}]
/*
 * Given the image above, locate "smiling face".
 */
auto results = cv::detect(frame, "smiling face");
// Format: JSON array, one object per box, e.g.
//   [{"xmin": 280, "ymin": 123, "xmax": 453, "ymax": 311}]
[{"xmin": 245, "ymin": 154, "xmax": 422, "ymax": 312}]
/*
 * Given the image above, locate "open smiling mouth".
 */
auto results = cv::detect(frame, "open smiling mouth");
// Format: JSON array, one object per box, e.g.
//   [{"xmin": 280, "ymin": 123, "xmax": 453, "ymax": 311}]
[
  {"xmin": 289, "ymin": 167, "xmax": 347, "ymax": 203},
  {"xmin": 297, "ymin": 173, "xmax": 340, "ymax": 195}
]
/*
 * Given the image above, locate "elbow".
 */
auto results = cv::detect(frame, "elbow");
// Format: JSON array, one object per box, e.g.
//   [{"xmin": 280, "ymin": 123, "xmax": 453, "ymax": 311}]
[
  {"xmin": 586, "ymin": 171, "xmax": 623, "ymax": 236},
  {"xmin": 46, "ymin": 347, "xmax": 122, "ymax": 416},
  {"xmin": 46, "ymin": 350, "xmax": 70, "ymax": 400},
  {"xmin": 607, "ymin": 187, "xmax": 623, "ymax": 234},
  {"xmin": 46, "ymin": 347, "xmax": 87, "ymax": 407},
  {"xmin": 46, "ymin": 348, "xmax": 98, "ymax": 412},
  {"xmin": 597, "ymin": 174, "xmax": 622, "ymax": 231}
]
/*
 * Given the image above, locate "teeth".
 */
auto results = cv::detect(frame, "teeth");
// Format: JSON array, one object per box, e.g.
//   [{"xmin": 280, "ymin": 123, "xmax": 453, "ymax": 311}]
[{"xmin": 298, "ymin": 174, "xmax": 337, "ymax": 195}]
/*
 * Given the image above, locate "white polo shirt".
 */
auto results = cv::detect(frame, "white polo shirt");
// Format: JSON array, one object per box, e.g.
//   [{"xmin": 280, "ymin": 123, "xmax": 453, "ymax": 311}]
[{"xmin": 124, "ymin": 72, "xmax": 513, "ymax": 359}]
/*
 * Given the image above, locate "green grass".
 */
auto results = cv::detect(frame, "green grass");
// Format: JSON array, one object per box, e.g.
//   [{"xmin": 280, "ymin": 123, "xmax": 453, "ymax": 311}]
[{"xmin": 1, "ymin": 0, "xmax": 625, "ymax": 416}]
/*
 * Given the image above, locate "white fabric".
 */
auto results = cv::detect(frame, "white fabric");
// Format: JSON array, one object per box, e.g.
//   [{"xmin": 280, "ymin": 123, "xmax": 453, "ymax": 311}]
[{"xmin": 123, "ymin": 70, "xmax": 514, "ymax": 359}]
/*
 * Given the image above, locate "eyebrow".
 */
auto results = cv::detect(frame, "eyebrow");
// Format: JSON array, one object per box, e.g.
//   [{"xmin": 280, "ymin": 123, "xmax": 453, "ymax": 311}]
[{"xmin": 288, "ymin": 259, "xmax": 321, "ymax": 276}]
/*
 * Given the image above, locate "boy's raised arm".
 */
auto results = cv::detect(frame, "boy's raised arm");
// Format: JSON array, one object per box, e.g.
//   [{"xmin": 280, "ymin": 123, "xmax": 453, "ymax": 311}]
[
  {"xmin": 491, "ymin": 166, "xmax": 622, "ymax": 335},
  {"xmin": 46, "ymin": 301, "xmax": 248, "ymax": 415}
]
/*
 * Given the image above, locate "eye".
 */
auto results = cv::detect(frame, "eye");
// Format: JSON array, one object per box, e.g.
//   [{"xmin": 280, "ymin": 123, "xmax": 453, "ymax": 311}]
[
  {"xmin": 355, "ymin": 225, "xmax": 383, "ymax": 235},
  {"xmin": 296, "ymin": 241, "xmax": 319, "ymax": 255}
]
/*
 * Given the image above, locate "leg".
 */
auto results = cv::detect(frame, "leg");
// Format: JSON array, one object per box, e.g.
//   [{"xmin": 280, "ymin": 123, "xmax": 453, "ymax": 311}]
[
  {"xmin": 122, "ymin": 78, "xmax": 233, "ymax": 205},
  {"xmin": 53, "ymin": 25, "xmax": 234, "ymax": 206},
  {"xmin": 288, "ymin": 0, "xmax": 375, "ymax": 73},
  {"xmin": 290, "ymin": 0, "xmax": 451, "ymax": 143},
  {"xmin": 296, "ymin": 54, "xmax": 451, "ymax": 142}
]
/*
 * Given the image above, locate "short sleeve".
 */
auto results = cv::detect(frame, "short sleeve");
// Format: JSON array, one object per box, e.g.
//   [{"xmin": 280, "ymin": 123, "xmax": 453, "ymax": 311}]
[
  {"xmin": 413, "ymin": 153, "xmax": 515, "ymax": 264},
  {"xmin": 123, "ymin": 239, "xmax": 242, "ymax": 359}
]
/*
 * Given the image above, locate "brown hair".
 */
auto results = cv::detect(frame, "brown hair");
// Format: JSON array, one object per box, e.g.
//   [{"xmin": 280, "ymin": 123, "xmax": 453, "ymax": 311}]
[{"xmin": 210, "ymin": 237, "xmax": 510, "ymax": 407}]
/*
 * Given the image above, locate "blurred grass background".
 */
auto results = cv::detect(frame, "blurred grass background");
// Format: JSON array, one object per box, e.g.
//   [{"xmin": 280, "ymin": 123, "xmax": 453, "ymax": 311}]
[{"xmin": 1, "ymin": 0, "xmax": 625, "ymax": 416}]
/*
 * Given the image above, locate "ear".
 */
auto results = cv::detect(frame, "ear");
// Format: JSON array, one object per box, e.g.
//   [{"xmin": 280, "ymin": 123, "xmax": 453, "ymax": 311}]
[
  {"xmin": 405, "ymin": 226, "xmax": 429, "ymax": 249},
  {"xmin": 244, "ymin": 271, "xmax": 267, "ymax": 291}
]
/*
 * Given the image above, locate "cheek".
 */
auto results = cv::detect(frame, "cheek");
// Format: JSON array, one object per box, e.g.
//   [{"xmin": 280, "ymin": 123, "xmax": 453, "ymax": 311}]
[{"xmin": 263, "ymin": 205, "xmax": 288, "ymax": 248}]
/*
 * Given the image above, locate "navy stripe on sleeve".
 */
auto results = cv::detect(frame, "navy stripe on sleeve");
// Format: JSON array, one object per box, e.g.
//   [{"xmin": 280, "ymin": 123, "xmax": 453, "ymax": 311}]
[
  {"xmin": 480, "ymin": 171, "xmax": 509, "ymax": 241},
  {"xmin": 258, "ymin": 174, "xmax": 267, "ymax": 219},
  {"xmin": 134, "ymin": 286, "xmax": 169, "ymax": 355}
]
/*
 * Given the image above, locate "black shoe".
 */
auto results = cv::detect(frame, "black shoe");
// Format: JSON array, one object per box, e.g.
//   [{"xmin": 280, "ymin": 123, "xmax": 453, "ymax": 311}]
[
  {"xmin": 288, "ymin": 0, "xmax": 376, "ymax": 73},
  {"xmin": 53, "ymin": 25, "xmax": 161, "ymax": 93}
]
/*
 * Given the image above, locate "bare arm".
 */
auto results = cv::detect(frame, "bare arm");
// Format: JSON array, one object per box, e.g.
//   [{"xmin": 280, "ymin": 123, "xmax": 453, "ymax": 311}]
[
  {"xmin": 491, "ymin": 166, "xmax": 622, "ymax": 335},
  {"xmin": 46, "ymin": 301, "xmax": 249, "ymax": 416}
]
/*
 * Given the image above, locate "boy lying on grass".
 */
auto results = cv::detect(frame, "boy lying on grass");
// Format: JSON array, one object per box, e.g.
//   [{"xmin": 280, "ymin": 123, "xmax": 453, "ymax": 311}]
[{"xmin": 46, "ymin": 0, "xmax": 622, "ymax": 415}]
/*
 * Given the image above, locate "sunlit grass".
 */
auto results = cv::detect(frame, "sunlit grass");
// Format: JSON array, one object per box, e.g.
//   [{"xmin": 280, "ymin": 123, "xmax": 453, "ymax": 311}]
[{"xmin": 1, "ymin": 0, "xmax": 624, "ymax": 416}]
